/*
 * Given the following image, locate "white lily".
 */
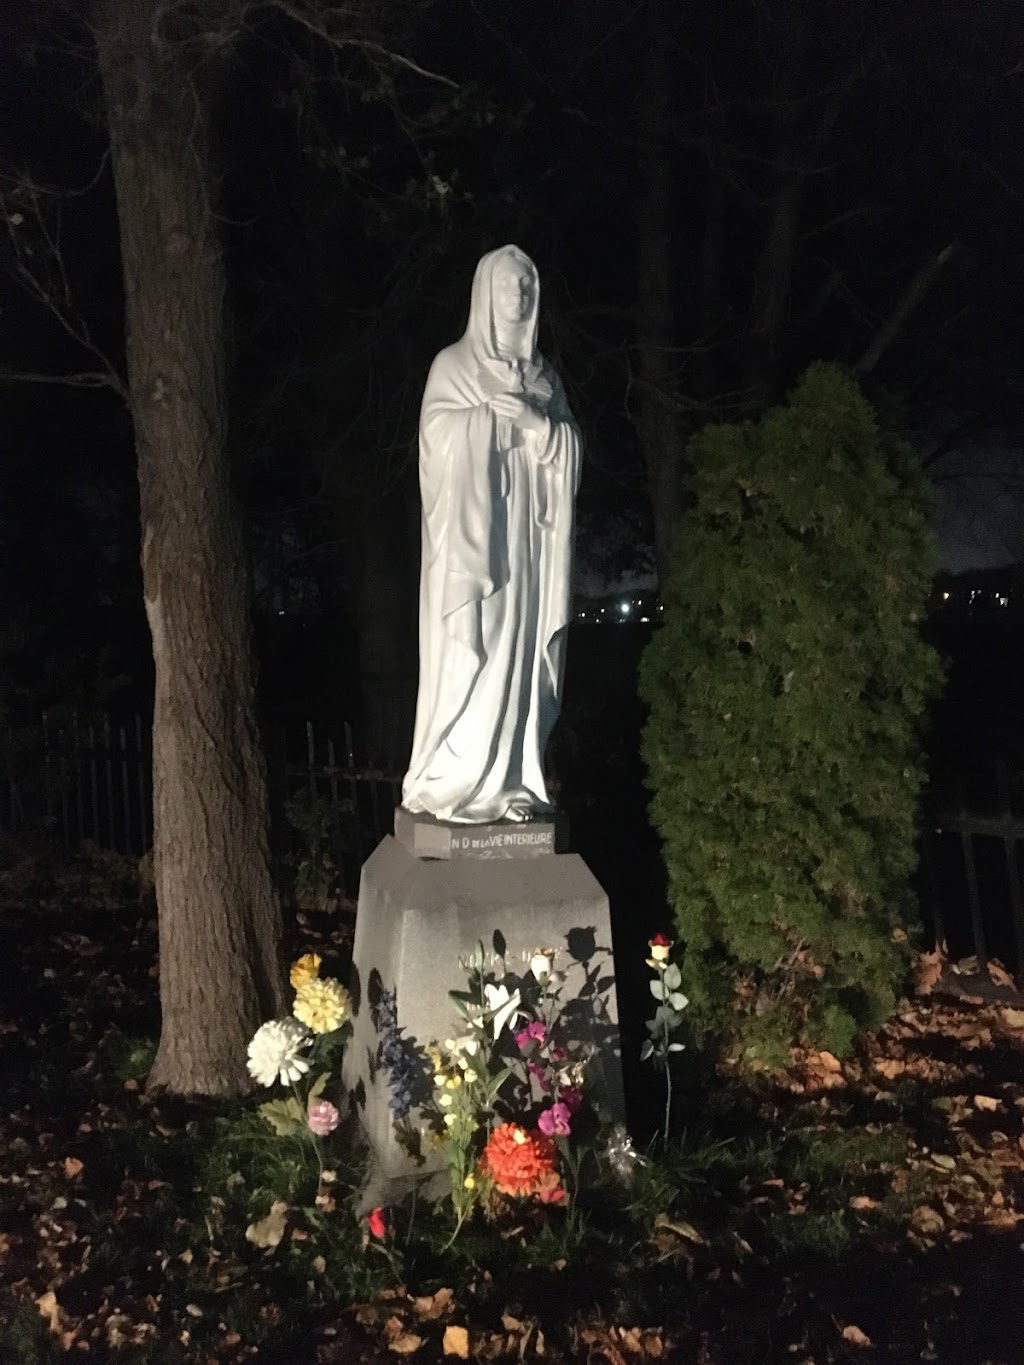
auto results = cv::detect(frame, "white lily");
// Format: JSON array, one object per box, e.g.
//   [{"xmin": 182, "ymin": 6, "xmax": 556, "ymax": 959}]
[{"xmin": 483, "ymin": 981, "xmax": 522, "ymax": 1038}]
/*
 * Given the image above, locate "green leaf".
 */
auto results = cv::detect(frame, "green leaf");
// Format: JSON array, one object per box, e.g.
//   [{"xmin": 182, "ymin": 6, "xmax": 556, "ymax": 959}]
[
  {"xmin": 650, "ymin": 980, "xmax": 666, "ymax": 1001},
  {"xmin": 662, "ymin": 964, "xmax": 682, "ymax": 991},
  {"xmin": 307, "ymin": 1072, "xmax": 331, "ymax": 1105},
  {"xmin": 257, "ymin": 1096, "xmax": 304, "ymax": 1136},
  {"xmin": 668, "ymin": 991, "xmax": 689, "ymax": 1011},
  {"xmin": 492, "ymin": 929, "xmax": 507, "ymax": 960},
  {"xmin": 640, "ymin": 1040, "xmax": 655, "ymax": 1061}
]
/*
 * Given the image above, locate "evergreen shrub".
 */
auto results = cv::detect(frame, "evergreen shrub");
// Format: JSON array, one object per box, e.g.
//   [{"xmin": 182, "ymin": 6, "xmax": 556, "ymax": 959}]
[{"xmin": 639, "ymin": 364, "xmax": 944, "ymax": 1065}]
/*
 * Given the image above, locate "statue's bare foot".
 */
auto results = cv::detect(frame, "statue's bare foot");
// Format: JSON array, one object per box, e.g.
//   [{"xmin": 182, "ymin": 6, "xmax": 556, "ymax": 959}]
[{"xmin": 505, "ymin": 802, "xmax": 533, "ymax": 823}]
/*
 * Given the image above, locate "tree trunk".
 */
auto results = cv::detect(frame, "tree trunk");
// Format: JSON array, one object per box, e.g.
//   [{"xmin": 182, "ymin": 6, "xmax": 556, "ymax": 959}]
[
  {"xmin": 633, "ymin": 9, "xmax": 681, "ymax": 589},
  {"xmin": 94, "ymin": 0, "xmax": 286, "ymax": 1095}
]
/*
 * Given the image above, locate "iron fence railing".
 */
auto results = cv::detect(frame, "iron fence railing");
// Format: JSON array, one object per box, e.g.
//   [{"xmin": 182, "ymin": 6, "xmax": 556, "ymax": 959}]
[
  {"xmin": 3, "ymin": 713, "xmax": 1023, "ymax": 980},
  {"xmin": 0, "ymin": 711, "xmax": 401, "ymax": 901},
  {"xmin": 922, "ymin": 765, "xmax": 1024, "ymax": 980}
]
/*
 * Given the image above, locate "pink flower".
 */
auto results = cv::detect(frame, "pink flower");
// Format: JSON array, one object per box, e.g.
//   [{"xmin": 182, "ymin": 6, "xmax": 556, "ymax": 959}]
[
  {"xmin": 366, "ymin": 1206, "xmax": 387, "ymax": 1238},
  {"xmin": 650, "ymin": 932, "xmax": 671, "ymax": 948},
  {"xmin": 307, "ymin": 1100, "xmax": 340, "ymax": 1136},
  {"xmin": 537, "ymin": 1102, "xmax": 572, "ymax": 1137},
  {"xmin": 514, "ymin": 1021, "xmax": 547, "ymax": 1051}
]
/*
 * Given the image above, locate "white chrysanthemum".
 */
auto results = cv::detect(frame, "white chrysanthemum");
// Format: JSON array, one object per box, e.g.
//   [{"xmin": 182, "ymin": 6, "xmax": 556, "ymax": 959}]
[{"xmin": 246, "ymin": 1016, "xmax": 312, "ymax": 1088}]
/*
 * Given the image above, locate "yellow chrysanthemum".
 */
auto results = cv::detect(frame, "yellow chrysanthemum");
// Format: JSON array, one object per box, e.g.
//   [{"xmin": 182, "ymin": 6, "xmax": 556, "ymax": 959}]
[
  {"xmin": 293, "ymin": 976, "xmax": 351, "ymax": 1033},
  {"xmin": 290, "ymin": 953, "xmax": 322, "ymax": 989}
]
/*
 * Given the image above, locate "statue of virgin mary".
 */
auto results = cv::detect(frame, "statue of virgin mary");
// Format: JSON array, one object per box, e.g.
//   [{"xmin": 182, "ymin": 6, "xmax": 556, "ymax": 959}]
[{"xmin": 401, "ymin": 245, "xmax": 581, "ymax": 824}]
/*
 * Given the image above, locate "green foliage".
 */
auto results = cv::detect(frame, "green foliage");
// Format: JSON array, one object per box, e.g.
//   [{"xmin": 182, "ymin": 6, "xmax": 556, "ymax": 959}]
[
  {"xmin": 284, "ymin": 793, "xmax": 353, "ymax": 910},
  {"xmin": 640, "ymin": 363, "xmax": 944, "ymax": 1063}
]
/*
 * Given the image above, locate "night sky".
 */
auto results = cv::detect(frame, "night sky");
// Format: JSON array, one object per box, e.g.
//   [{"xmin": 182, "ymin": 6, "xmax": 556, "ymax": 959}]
[{"xmin": 2, "ymin": 0, "xmax": 1024, "ymax": 724}]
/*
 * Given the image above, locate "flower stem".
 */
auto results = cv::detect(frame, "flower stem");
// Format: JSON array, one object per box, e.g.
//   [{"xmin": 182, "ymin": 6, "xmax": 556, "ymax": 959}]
[{"xmin": 659, "ymin": 964, "xmax": 672, "ymax": 1150}]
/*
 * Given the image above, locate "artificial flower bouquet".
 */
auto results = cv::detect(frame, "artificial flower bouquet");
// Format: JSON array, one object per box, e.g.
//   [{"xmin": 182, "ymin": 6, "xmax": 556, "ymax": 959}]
[
  {"xmin": 412, "ymin": 935, "xmax": 601, "ymax": 1236},
  {"xmin": 246, "ymin": 953, "xmax": 352, "ymax": 1142}
]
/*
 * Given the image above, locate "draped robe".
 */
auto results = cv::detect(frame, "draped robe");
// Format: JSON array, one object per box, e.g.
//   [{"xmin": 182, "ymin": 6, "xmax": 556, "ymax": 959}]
[{"xmin": 401, "ymin": 247, "xmax": 582, "ymax": 823}]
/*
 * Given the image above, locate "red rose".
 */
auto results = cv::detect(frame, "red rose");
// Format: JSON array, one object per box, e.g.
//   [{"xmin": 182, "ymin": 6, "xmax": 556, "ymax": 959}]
[{"xmin": 366, "ymin": 1206, "xmax": 387, "ymax": 1238}]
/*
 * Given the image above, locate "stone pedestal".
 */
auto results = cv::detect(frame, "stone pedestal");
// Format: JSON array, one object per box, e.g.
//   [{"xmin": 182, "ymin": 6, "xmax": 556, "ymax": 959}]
[{"xmin": 342, "ymin": 825, "xmax": 623, "ymax": 1196}]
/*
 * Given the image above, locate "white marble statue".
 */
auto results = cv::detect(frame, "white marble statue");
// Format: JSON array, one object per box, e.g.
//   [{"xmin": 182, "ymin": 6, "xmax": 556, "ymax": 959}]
[{"xmin": 401, "ymin": 245, "xmax": 582, "ymax": 824}]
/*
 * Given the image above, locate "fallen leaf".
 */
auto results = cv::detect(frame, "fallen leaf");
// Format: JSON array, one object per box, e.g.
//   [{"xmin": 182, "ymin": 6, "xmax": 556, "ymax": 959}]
[
  {"xmin": 105, "ymin": 1314, "xmax": 131, "ymax": 1348},
  {"xmin": 930, "ymin": 1153, "xmax": 956, "ymax": 1171},
  {"xmin": 814, "ymin": 1049, "xmax": 843, "ymax": 1073},
  {"xmin": 388, "ymin": 1332, "xmax": 425, "ymax": 1354},
  {"xmin": 1001, "ymin": 1007, "xmax": 1024, "ymax": 1030},
  {"xmin": 987, "ymin": 959, "xmax": 1016, "ymax": 989},
  {"xmin": 841, "ymin": 1323, "xmax": 874, "ymax": 1348},
  {"xmin": 653, "ymin": 1212, "xmax": 707, "ymax": 1244},
  {"xmin": 973, "ymin": 1095, "xmax": 1000, "ymax": 1112},
  {"xmin": 62, "ymin": 1157, "xmax": 84, "ymax": 1179},
  {"xmin": 36, "ymin": 1290, "xmax": 62, "ymax": 1334},
  {"xmin": 874, "ymin": 1058, "xmax": 906, "ymax": 1080},
  {"xmin": 849, "ymin": 1195, "xmax": 881, "ymax": 1210},
  {"xmin": 442, "ymin": 1324, "xmax": 470, "ymax": 1357},
  {"xmin": 913, "ymin": 948, "xmax": 944, "ymax": 995},
  {"xmin": 910, "ymin": 1205, "xmax": 945, "ymax": 1238},
  {"xmin": 245, "ymin": 1200, "xmax": 289, "ymax": 1249},
  {"xmin": 413, "ymin": 1288, "xmax": 454, "ymax": 1320}
]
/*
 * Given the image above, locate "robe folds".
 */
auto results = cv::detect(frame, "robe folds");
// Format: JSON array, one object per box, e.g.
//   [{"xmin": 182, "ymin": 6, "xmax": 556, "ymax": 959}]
[{"xmin": 401, "ymin": 247, "xmax": 582, "ymax": 823}]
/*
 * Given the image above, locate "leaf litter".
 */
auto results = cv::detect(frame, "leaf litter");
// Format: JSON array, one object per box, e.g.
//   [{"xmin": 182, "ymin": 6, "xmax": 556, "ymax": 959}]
[{"xmin": 3, "ymin": 864, "xmax": 1024, "ymax": 1360}]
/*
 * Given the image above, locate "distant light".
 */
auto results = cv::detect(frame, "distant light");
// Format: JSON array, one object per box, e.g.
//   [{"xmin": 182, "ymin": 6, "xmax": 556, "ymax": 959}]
[
  {"xmin": 619, "ymin": 601, "xmax": 631, "ymax": 615},
  {"xmin": 640, "ymin": 615, "xmax": 650, "ymax": 623},
  {"xmin": 278, "ymin": 609, "xmax": 285, "ymax": 616},
  {"xmin": 941, "ymin": 591, "xmax": 950, "ymax": 601},
  {"xmin": 999, "ymin": 595, "xmax": 1009, "ymax": 607}
]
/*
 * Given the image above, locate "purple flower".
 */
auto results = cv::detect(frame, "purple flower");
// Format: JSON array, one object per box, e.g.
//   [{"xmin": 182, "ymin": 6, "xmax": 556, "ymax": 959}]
[
  {"xmin": 560, "ymin": 1086, "xmax": 583, "ymax": 1115},
  {"xmin": 537, "ymin": 1102, "xmax": 572, "ymax": 1137},
  {"xmin": 307, "ymin": 1100, "xmax": 340, "ymax": 1136}
]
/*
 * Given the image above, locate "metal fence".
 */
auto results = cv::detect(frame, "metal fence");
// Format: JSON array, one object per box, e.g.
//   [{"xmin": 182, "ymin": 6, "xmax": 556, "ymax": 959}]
[
  {"xmin": 922, "ymin": 765, "xmax": 1024, "ymax": 980},
  {"xmin": 1, "ymin": 711, "xmax": 152, "ymax": 856},
  {"xmin": 273, "ymin": 719, "xmax": 402, "ymax": 899},
  {"xmin": 0, "ymin": 712, "xmax": 402, "ymax": 900},
  {"xmin": 2, "ymin": 712, "xmax": 1023, "ymax": 981}
]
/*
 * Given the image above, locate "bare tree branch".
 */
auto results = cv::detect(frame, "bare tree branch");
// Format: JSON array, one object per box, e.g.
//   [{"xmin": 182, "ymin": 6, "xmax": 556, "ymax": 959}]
[
  {"xmin": 855, "ymin": 242, "xmax": 958, "ymax": 376},
  {"xmin": 263, "ymin": 0, "xmax": 458, "ymax": 87},
  {"xmin": 1, "ymin": 176, "xmax": 128, "ymax": 402},
  {"xmin": 0, "ymin": 369, "xmax": 122, "ymax": 392}
]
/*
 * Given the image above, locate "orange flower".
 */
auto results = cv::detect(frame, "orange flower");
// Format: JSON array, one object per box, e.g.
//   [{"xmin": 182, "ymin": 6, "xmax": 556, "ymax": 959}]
[{"xmin": 481, "ymin": 1123, "xmax": 558, "ymax": 1197}]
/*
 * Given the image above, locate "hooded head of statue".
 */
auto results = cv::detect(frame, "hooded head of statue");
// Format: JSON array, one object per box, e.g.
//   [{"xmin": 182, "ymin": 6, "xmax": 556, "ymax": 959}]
[{"xmin": 466, "ymin": 245, "xmax": 540, "ymax": 364}]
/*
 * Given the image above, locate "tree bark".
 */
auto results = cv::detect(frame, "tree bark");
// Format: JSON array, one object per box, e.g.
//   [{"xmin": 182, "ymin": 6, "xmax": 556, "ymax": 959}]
[
  {"xmin": 94, "ymin": 0, "xmax": 286, "ymax": 1095},
  {"xmin": 633, "ymin": 8, "xmax": 681, "ymax": 589}
]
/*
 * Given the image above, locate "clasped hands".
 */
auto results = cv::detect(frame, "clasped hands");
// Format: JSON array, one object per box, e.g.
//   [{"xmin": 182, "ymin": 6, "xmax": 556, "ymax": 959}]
[{"xmin": 487, "ymin": 391, "xmax": 549, "ymax": 441}]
